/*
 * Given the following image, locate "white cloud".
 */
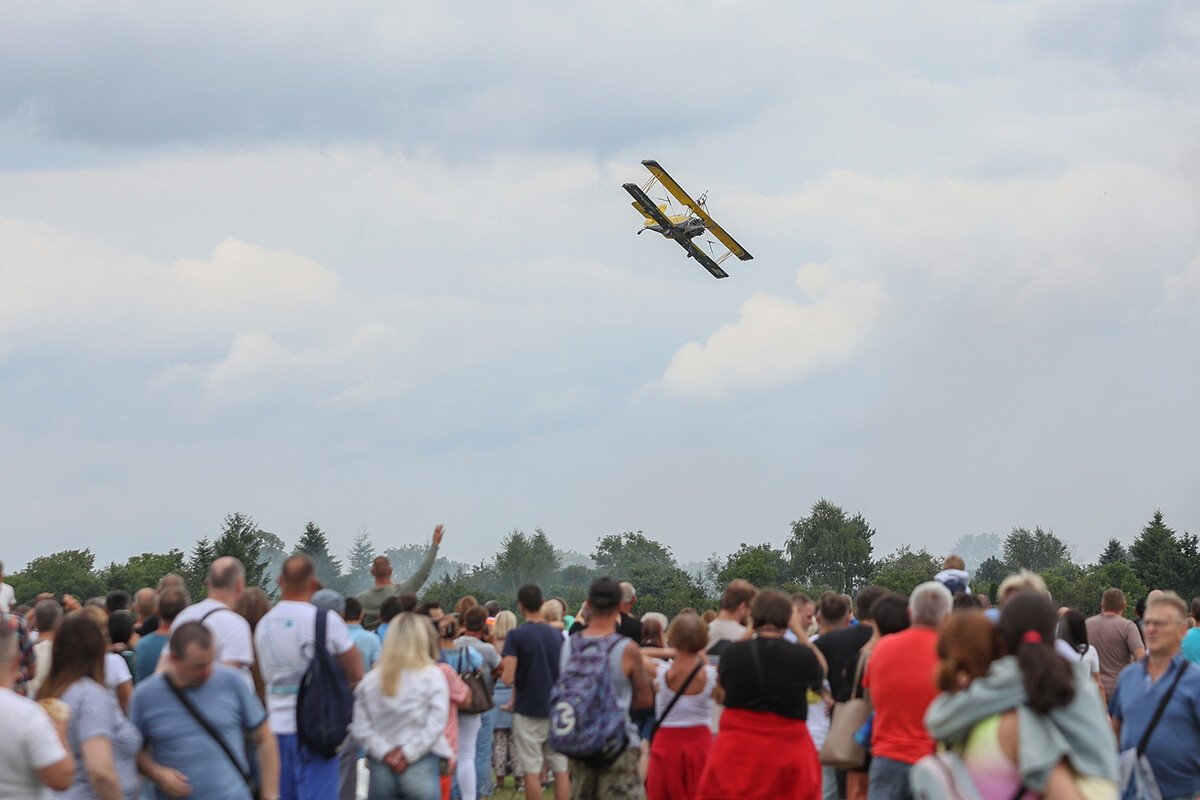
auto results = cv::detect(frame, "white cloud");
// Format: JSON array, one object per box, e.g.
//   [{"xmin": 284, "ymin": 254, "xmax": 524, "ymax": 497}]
[
  {"xmin": 0, "ymin": 223, "xmax": 344, "ymax": 354},
  {"xmin": 152, "ymin": 322, "xmax": 413, "ymax": 409},
  {"xmin": 653, "ymin": 264, "xmax": 891, "ymax": 401}
]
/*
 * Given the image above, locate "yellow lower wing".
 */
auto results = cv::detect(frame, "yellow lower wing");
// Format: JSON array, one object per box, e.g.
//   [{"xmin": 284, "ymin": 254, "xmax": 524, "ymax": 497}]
[{"xmin": 642, "ymin": 160, "xmax": 752, "ymax": 261}]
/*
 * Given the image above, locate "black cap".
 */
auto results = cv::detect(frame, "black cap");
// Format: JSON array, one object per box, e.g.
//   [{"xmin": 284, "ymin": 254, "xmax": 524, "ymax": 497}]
[{"xmin": 588, "ymin": 576, "xmax": 622, "ymax": 611}]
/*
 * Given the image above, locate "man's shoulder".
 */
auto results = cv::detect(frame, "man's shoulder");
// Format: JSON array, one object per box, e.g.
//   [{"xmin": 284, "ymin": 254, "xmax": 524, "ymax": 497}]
[
  {"xmin": 0, "ymin": 685, "xmax": 38, "ymax": 715},
  {"xmin": 136, "ymin": 671, "xmax": 169, "ymax": 695},
  {"xmin": 873, "ymin": 628, "xmax": 927, "ymax": 659},
  {"xmin": 819, "ymin": 625, "xmax": 869, "ymax": 649},
  {"xmin": 512, "ymin": 621, "xmax": 558, "ymax": 643},
  {"xmin": 456, "ymin": 636, "xmax": 497, "ymax": 653}
]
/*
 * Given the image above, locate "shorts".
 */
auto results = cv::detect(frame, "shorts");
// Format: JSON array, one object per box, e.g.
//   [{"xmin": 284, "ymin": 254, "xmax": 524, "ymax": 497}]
[
  {"xmin": 513, "ymin": 713, "xmax": 568, "ymax": 775},
  {"xmin": 569, "ymin": 747, "xmax": 644, "ymax": 800}
]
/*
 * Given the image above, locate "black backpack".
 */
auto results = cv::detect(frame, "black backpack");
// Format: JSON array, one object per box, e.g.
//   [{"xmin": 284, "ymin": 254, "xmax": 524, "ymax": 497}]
[{"xmin": 296, "ymin": 609, "xmax": 353, "ymax": 758}]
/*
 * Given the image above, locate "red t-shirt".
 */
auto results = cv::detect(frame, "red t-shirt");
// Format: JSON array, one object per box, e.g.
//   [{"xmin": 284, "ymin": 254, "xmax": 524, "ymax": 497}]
[{"xmin": 862, "ymin": 626, "xmax": 939, "ymax": 765}]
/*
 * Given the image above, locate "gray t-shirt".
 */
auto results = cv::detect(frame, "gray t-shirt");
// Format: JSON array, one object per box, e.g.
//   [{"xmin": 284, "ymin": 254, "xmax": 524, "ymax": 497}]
[{"xmin": 58, "ymin": 678, "xmax": 143, "ymax": 800}]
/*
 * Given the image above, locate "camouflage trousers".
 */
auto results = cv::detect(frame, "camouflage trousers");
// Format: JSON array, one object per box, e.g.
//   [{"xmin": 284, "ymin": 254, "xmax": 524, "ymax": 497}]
[{"xmin": 568, "ymin": 746, "xmax": 645, "ymax": 800}]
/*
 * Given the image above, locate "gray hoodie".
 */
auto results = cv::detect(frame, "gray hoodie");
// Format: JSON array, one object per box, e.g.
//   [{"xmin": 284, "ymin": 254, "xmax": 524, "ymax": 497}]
[{"xmin": 924, "ymin": 656, "xmax": 1119, "ymax": 792}]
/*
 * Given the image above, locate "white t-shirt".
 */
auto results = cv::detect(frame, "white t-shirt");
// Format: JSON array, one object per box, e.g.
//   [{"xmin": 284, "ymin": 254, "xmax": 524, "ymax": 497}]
[
  {"xmin": 807, "ymin": 634, "xmax": 832, "ymax": 749},
  {"xmin": 171, "ymin": 598, "xmax": 255, "ymax": 668},
  {"xmin": 1054, "ymin": 638, "xmax": 1101, "ymax": 674},
  {"xmin": 255, "ymin": 601, "xmax": 354, "ymax": 734},
  {"xmin": 0, "ymin": 688, "xmax": 67, "ymax": 800},
  {"xmin": 706, "ymin": 618, "xmax": 748, "ymax": 649},
  {"xmin": 0, "ymin": 583, "xmax": 14, "ymax": 613},
  {"xmin": 104, "ymin": 652, "xmax": 132, "ymax": 695}
]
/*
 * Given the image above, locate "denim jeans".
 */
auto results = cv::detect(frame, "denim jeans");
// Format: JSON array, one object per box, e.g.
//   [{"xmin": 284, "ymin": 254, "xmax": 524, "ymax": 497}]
[
  {"xmin": 867, "ymin": 755, "xmax": 913, "ymax": 800},
  {"xmin": 367, "ymin": 753, "xmax": 441, "ymax": 800},
  {"xmin": 475, "ymin": 708, "xmax": 496, "ymax": 796}
]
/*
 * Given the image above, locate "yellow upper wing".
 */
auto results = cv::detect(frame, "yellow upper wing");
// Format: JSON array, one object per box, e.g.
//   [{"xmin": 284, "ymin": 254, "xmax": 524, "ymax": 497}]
[{"xmin": 642, "ymin": 160, "xmax": 753, "ymax": 261}]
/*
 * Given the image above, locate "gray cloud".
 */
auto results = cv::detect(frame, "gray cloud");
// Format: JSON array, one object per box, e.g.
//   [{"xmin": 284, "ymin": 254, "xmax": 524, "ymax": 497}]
[{"xmin": 3, "ymin": 3, "xmax": 1200, "ymax": 572}]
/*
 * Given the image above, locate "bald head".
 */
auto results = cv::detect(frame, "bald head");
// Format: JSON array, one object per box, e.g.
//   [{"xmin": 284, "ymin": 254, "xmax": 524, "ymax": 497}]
[
  {"xmin": 208, "ymin": 557, "xmax": 245, "ymax": 590},
  {"xmin": 280, "ymin": 554, "xmax": 317, "ymax": 597},
  {"xmin": 134, "ymin": 588, "xmax": 158, "ymax": 618}
]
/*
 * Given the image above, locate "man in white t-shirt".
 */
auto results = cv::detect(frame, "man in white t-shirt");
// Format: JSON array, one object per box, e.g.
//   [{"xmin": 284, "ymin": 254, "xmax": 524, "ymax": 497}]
[
  {"xmin": 0, "ymin": 561, "xmax": 15, "ymax": 614},
  {"xmin": 0, "ymin": 625, "xmax": 73, "ymax": 798},
  {"xmin": 257, "ymin": 554, "xmax": 363, "ymax": 800},
  {"xmin": 706, "ymin": 579, "xmax": 757, "ymax": 657},
  {"xmin": 169, "ymin": 557, "xmax": 254, "ymax": 678}
]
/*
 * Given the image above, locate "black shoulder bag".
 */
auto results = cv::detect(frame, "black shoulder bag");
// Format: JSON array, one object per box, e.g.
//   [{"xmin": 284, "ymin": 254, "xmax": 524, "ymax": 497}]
[
  {"xmin": 165, "ymin": 677, "xmax": 261, "ymax": 800},
  {"xmin": 649, "ymin": 660, "xmax": 706, "ymax": 737}
]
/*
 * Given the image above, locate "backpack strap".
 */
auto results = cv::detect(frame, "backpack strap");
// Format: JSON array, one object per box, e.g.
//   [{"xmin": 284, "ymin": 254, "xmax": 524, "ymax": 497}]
[
  {"xmin": 200, "ymin": 606, "xmax": 231, "ymax": 623},
  {"xmin": 314, "ymin": 606, "xmax": 328, "ymax": 657},
  {"xmin": 1136, "ymin": 659, "xmax": 1189, "ymax": 756}
]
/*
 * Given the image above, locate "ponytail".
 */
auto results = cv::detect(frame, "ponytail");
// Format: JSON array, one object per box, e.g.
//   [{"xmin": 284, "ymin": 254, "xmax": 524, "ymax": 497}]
[
  {"xmin": 1014, "ymin": 631, "xmax": 1075, "ymax": 713},
  {"xmin": 1000, "ymin": 594, "xmax": 1076, "ymax": 714}
]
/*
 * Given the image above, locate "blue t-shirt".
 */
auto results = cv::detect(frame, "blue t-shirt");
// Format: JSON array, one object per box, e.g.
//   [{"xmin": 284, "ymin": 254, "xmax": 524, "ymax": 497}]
[
  {"xmin": 1182, "ymin": 629, "xmax": 1200, "ymax": 665},
  {"xmin": 134, "ymin": 632, "xmax": 169, "ymax": 683},
  {"xmin": 349, "ymin": 624, "xmax": 382, "ymax": 671},
  {"xmin": 500, "ymin": 621, "xmax": 564, "ymax": 718},
  {"xmin": 130, "ymin": 665, "xmax": 267, "ymax": 800},
  {"xmin": 1110, "ymin": 654, "xmax": 1200, "ymax": 799}
]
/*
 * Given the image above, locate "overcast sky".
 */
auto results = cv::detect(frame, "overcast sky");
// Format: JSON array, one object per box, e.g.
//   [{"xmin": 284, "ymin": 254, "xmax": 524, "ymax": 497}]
[{"xmin": 3, "ymin": 2, "xmax": 1200, "ymax": 573}]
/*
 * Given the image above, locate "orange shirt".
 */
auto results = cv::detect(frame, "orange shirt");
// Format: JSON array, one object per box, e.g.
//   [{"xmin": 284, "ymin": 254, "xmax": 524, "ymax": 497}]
[{"xmin": 862, "ymin": 626, "xmax": 939, "ymax": 765}]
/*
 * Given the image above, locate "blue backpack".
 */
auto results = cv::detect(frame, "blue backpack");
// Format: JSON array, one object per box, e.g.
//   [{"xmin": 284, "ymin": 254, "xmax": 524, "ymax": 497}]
[
  {"xmin": 548, "ymin": 633, "xmax": 628, "ymax": 768},
  {"xmin": 296, "ymin": 609, "xmax": 354, "ymax": 758}
]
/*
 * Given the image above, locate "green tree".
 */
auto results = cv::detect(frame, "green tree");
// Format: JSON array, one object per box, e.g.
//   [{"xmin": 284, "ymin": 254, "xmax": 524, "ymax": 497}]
[
  {"xmin": 1042, "ymin": 563, "xmax": 1088, "ymax": 611},
  {"xmin": 212, "ymin": 512, "xmax": 270, "ymax": 589},
  {"xmin": 345, "ymin": 529, "xmax": 377, "ymax": 596},
  {"xmin": 1098, "ymin": 538, "xmax": 1129, "ymax": 566},
  {"xmin": 1177, "ymin": 532, "xmax": 1200, "ymax": 601},
  {"xmin": 1091, "ymin": 561, "xmax": 1147, "ymax": 618},
  {"xmin": 1129, "ymin": 511, "xmax": 1186, "ymax": 593},
  {"xmin": 186, "ymin": 538, "xmax": 216, "ymax": 600},
  {"xmin": 975, "ymin": 556, "xmax": 1010, "ymax": 586},
  {"xmin": 592, "ymin": 532, "xmax": 708, "ymax": 614},
  {"xmin": 295, "ymin": 522, "xmax": 346, "ymax": 593},
  {"xmin": 1002, "ymin": 527, "xmax": 1071, "ymax": 573},
  {"xmin": 10, "ymin": 549, "xmax": 104, "ymax": 604},
  {"xmin": 872, "ymin": 546, "xmax": 940, "ymax": 596},
  {"xmin": 491, "ymin": 529, "xmax": 558, "ymax": 594},
  {"xmin": 97, "ymin": 550, "xmax": 186, "ymax": 593},
  {"xmin": 786, "ymin": 500, "xmax": 876, "ymax": 594},
  {"xmin": 713, "ymin": 543, "xmax": 790, "ymax": 589}
]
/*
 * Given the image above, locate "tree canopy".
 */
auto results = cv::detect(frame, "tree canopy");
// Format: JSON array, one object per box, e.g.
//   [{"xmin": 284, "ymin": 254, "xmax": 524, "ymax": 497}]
[{"xmin": 6, "ymin": 504, "xmax": 1198, "ymax": 622}]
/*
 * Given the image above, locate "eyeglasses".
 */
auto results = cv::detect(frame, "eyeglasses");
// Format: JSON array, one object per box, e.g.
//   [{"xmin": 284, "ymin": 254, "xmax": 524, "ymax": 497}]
[{"xmin": 1143, "ymin": 618, "xmax": 1183, "ymax": 629}]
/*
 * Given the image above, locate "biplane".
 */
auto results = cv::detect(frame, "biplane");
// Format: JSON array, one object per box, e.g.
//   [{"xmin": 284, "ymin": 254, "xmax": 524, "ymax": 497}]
[{"xmin": 623, "ymin": 160, "xmax": 753, "ymax": 279}]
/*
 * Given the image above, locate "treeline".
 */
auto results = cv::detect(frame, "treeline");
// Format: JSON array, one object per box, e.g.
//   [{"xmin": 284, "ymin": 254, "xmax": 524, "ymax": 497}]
[{"xmin": 8, "ymin": 503, "xmax": 1198, "ymax": 617}]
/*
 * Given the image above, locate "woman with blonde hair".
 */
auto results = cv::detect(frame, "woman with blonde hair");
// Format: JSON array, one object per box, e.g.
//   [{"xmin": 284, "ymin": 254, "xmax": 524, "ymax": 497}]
[
  {"xmin": 489, "ymin": 610, "xmax": 523, "ymax": 791},
  {"xmin": 350, "ymin": 612, "xmax": 453, "ymax": 800}
]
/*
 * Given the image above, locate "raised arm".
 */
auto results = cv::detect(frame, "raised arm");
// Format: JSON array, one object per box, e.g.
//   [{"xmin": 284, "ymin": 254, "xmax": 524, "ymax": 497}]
[{"xmin": 397, "ymin": 525, "xmax": 444, "ymax": 593}]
